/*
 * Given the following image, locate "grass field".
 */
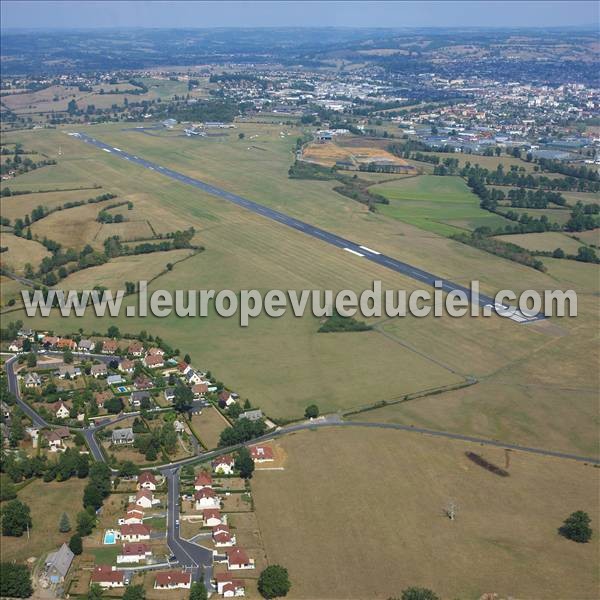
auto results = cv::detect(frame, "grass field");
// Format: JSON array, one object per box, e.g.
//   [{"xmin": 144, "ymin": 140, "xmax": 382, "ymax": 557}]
[
  {"xmin": 1, "ymin": 123, "xmax": 598, "ymax": 450},
  {"xmin": 567, "ymin": 228, "xmax": 600, "ymax": 246},
  {"xmin": 0, "ymin": 232, "xmax": 50, "ymax": 273},
  {"xmin": 372, "ymin": 175, "xmax": 511, "ymax": 236},
  {"xmin": 0, "ymin": 477, "xmax": 87, "ymax": 563},
  {"xmin": 493, "ymin": 231, "xmax": 584, "ymax": 253},
  {"xmin": 0, "ymin": 188, "xmax": 105, "ymax": 222},
  {"xmin": 252, "ymin": 428, "xmax": 599, "ymax": 600},
  {"xmin": 189, "ymin": 406, "xmax": 230, "ymax": 449},
  {"xmin": 562, "ymin": 191, "xmax": 600, "ymax": 206}
]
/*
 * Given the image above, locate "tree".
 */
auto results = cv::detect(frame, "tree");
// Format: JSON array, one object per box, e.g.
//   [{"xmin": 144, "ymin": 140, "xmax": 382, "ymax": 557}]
[
  {"xmin": 576, "ymin": 246, "xmax": 598, "ymax": 263},
  {"xmin": 552, "ymin": 247, "xmax": 565, "ymax": 259},
  {"xmin": 173, "ymin": 384, "xmax": 194, "ymax": 413},
  {"xmin": 189, "ymin": 580, "xmax": 208, "ymax": 600},
  {"xmin": 304, "ymin": 404, "xmax": 319, "ymax": 419},
  {"xmin": 0, "ymin": 562, "xmax": 33, "ymax": 598},
  {"xmin": 119, "ymin": 460, "xmax": 141, "ymax": 478},
  {"xmin": 559, "ymin": 511, "xmax": 593, "ymax": 543},
  {"xmin": 59, "ymin": 511, "xmax": 71, "ymax": 533},
  {"xmin": 235, "ymin": 447, "xmax": 255, "ymax": 479},
  {"xmin": 69, "ymin": 533, "xmax": 83, "ymax": 555},
  {"xmin": 123, "ymin": 584, "xmax": 146, "ymax": 600},
  {"xmin": 258, "ymin": 565, "xmax": 291, "ymax": 599},
  {"xmin": 184, "ymin": 353, "xmax": 191, "ymax": 364},
  {"xmin": 26, "ymin": 353, "xmax": 37, "ymax": 368},
  {"xmin": 1, "ymin": 499, "xmax": 32, "ymax": 536},
  {"xmin": 76, "ymin": 510, "xmax": 96, "ymax": 536},
  {"xmin": 399, "ymin": 587, "xmax": 440, "ymax": 600},
  {"xmin": 0, "ymin": 477, "xmax": 17, "ymax": 501},
  {"xmin": 83, "ymin": 484, "xmax": 103, "ymax": 511},
  {"xmin": 87, "ymin": 583, "xmax": 105, "ymax": 600},
  {"xmin": 107, "ymin": 325, "xmax": 120, "ymax": 338}
]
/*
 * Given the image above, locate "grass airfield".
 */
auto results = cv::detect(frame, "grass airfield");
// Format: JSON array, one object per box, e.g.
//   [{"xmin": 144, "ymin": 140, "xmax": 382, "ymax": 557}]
[{"xmin": 0, "ymin": 122, "xmax": 598, "ymax": 454}]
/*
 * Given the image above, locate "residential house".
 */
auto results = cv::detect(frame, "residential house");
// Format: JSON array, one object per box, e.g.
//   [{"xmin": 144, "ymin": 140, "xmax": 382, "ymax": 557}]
[
  {"xmin": 226, "ymin": 547, "xmax": 255, "ymax": 570},
  {"xmin": 212, "ymin": 455, "xmax": 235, "ymax": 475},
  {"xmin": 90, "ymin": 565, "xmax": 124, "ymax": 588},
  {"xmin": 90, "ymin": 363, "xmax": 108, "ymax": 378},
  {"xmin": 119, "ymin": 523, "xmax": 151, "ymax": 542},
  {"xmin": 52, "ymin": 401, "xmax": 70, "ymax": 419},
  {"xmin": 116, "ymin": 542, "xmax": 153, "ymax": 564},
  {"xmin": 56, "ymin": 338, "xmax": 77, "ymax": 351},
  {"xmin": 143, "ymin": 354, "xmax": 164, "ymax": 369},
  {"xmin": 194, "ymin": 486, "xmax": 220, "ymax": 510},
  {"xmin": 219, "ymin": 391, "xmax": 237, "ymax": 407},
  {"xmin": 24, "ymin": 372, "xmax": 41, "ymax": 388},
  {"xmin": 177, "ymin": 361, "xmax": 191, "ymax": 375},
  {"xmin": 194, "ymin": 471, "xmax": 213, "ymax": 490},
  {"xmin": 147, "ymin": 347, "xmax": 165, "ymax": 357},
  {"xmin": 250, "ymin": 445, "xmax": 274, "ymax": 463},
  {"xmin": 118, "ymin": 359, "xmax": 135, "ymax": 374},
  {"xmin": 106, "ymin": 374, "xmax": 124, "ymax": 386},
  {"xmin": 138, "ymin": 472, "xmax": 158, "ymax": 491},
  {"xmin": 164, "ymin": 387, "xmax": 175, "ymax": 403},
  {"xmin": 203, "ymin": 509, "xmax": 224, "ymax": 527},
  {"xmin": 42, "ymin": 335, "xmax": 59, "ymax": 348},
  {"xmin": 185, "ymin": 370, "xmax": 203, "ymax": 385},
  {"xmin": 94, "ymin": 390, "xmax": 113, "ymax": 409},
  {"xmin": 214, "ymin": 573, "xmax": 245, "ymax": 597},
  {"xmin": 102, "ymin": 340, "xmax": 119, "ymax": 354},
  {"xmin": 154, "ymin": 571, "xmax": 191, "ymax": 590},
  {"xmin": 213, "ymin": 524, "xmax": 236, "ymax": 547},
  {"xmin": 134, "ymin": 489, "xmax": 157, "ymax": 509},
  {"xmin": 43, "ymin": 430, "xmax": 66, "ymax": 452},
  {"xmin": 78, "ymin": 339, "xmax": 95, "ymax": 353},
  {"xmin": 119, "ymin": 505, "xmax": 145, "ymax": 525},
  {"xmin": 240, "ymin": 409, "xmax": 263, "ymax": 422},
  {"xmin": 173, "ymin": 420, "xmax": 185, "ymax": 434},
  {"xmin": 192, "ymin": 383, "xmax": 208, "ymax": 397},
  {"xmin": 25, "ymin": 427, "xmax": 40, "ymax": 448},
  {"xmin": 8, "ymin": 339, "xmax": 23, "ymax": 352},
  {"xmin": 57, "ymin": 365, "xmax": 81, "ymax": 379},
  {"xmin": 134, "ymin": 376, "xmax": 153, "ymax": 390},
  {"xmin": 112, "ymin": 428, "xmax": 135, "ymax": 445},
  {"xmin": 45, "ymin": 543, "xmax": 74, "ymax": 584},
  {"xmin": 130, "ymin": 391, "xmax": 150, "ymax": 408},
  {"xmin": 128, "ymin": 341, "xmax": 145, "ymax": 356}
]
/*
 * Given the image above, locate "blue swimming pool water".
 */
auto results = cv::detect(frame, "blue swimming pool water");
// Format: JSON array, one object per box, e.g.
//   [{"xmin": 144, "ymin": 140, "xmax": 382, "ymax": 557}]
[
  {"xmin": 103, "ymin": 531, "xmax": 116, "ymax": 544},
  {"xmin": 116, "ymin": 386, "xmax": 127, "ymax": 393}
]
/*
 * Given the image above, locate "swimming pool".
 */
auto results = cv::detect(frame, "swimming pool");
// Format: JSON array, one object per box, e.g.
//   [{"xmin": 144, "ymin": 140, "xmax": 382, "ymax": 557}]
[
  {"xmin": 103, "ymin": 530, "xmax": 116, "ymax": 544},
  {"xmin": 116, "ymin": 386, "xmax": 128, "ymax": 393}
]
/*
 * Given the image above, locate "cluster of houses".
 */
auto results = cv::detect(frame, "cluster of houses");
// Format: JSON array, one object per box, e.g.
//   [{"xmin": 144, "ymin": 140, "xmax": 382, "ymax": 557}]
[{"xmin": 91, "ymin": 472, "xmax": 193, "ymax": 591}]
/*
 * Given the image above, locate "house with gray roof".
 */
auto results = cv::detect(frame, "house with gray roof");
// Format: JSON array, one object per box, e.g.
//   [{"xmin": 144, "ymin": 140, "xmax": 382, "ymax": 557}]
[
  {"xmin": 112, "ymin": 427, "xmax": 135, "ymax": 445},
  {"xmin": 239, "ymin": 409, "xmax": 263, "ymax": 422},
  {"xmin": 78, "ymin": 339, "xmax": 95, "ymax": 352},
  {"xmin": 45, "ymin": 543, "xmax": 74, "ymax": 583}
]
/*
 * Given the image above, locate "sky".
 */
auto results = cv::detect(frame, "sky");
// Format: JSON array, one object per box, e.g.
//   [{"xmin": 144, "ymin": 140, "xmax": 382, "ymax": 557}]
[{"xmin": 1, "ymin": 1, "xmax": 598, "ymax": 30}]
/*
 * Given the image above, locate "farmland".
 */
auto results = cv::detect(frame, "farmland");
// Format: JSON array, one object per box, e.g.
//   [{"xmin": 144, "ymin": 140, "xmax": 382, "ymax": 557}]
[
  {"xmin": 302, "ymin": 140, "xmax": 409, "ymax": 168},
  {"xmin": 252, "ymin": 427, "xmax": 600, "ymax": 600},
  {"xmin": 493, "ymin": 231, "xmax": 584, "ymax": 253}
]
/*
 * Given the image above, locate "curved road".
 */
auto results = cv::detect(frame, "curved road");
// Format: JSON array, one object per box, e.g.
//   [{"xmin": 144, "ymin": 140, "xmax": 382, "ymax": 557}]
[{"xmin": 4, "ymin": 352, "xmax": 599, "ymax": 588}]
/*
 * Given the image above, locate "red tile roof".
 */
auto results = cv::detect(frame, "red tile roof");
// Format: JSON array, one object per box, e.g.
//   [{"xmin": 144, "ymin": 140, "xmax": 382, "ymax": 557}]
[
  {"xmin": 250, "ymin": 444, "xmax": 274, "ymax": 460},
  {"xmin": 120, "ymin": 523, "xmax": 151, "ymax": 536},
  {"xmin": 155, "ymin": 571, "xmax": 191, "ymax": 586},
  {"xmin": 194, "ymin": 471, "xmax": 212, "ymax": 487},
  {"xmin": 226, "ymin": 547, "xmax": 251, "ymax": 566},
  {"xmin": 91, "ymin": 565, "xmax": 124, "ymax": 584},
  {"xmin": 194, "ymin": 487, "xmax": 216, "ymax": 500},
  {"xmin": 121, "ymin": 542, "xmax": 151, "ymax": 556},
  {"xmin": 138, "ymin": 472, "xmax": 157, "ymax": 485},
  {"xmin": 202, "ymin": 509, "xmax": 222, "ymax": 521}
]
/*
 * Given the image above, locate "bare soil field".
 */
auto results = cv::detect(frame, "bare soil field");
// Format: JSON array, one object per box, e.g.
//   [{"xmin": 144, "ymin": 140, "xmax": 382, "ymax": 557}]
[
  {"xmin": 252, "ymin": 427, "xmax": 599, "ymax": 600},
  {"xmin": 303, "ymin": 141, "xmax": 409, "ymax": 168}
]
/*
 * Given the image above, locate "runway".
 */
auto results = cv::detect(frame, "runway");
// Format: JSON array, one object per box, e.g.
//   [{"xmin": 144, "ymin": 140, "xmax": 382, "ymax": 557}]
[{"xmin": 71, "ymin": 131, "xmax": 545, "ymax": 323}]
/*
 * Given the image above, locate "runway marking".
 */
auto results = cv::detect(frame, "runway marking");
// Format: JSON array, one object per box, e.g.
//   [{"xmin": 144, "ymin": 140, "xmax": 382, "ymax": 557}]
[
  {"xmin": 113, "ymin": 147, "xmax": 122, "ymax": 152},
  {"xmin": 359, "ymin": 245, "xmax": 381, "ymax": 255},
  {"xmin": 102, "ymin": 148, "xmax": 111, "ymax": 153},
  {"xmin": 344, "ymin": 248, "xmax": 365, "ymax": 257}
]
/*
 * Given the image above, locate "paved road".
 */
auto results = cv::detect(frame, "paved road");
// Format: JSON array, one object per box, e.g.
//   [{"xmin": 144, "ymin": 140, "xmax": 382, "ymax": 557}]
[
  {"xmin": 70, "ymin": 131, "xmax": 544, "ymax": 324},
  {"xmin": 4, "ymin": 355, "xmax": 48, "ymax": 428},
  {"xmin": 162, "ymin": 467, "xmax": 213, "ymax": 588}
]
